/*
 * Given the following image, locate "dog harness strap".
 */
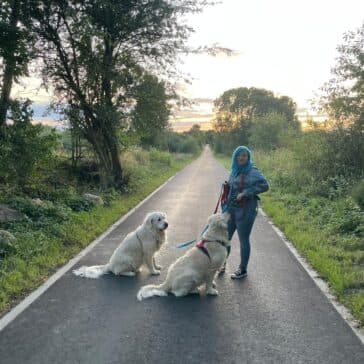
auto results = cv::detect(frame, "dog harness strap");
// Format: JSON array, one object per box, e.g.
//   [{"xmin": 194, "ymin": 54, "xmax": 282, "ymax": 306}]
[{"xmin": 196, "ymin": 239, "xmax": 211, "ymax": 260}]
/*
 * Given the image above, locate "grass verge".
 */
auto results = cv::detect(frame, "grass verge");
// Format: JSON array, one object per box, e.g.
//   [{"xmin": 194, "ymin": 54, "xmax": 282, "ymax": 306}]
[{"xmin": 0, "ymin": 150, "xmax": 196, "ymax": 316}]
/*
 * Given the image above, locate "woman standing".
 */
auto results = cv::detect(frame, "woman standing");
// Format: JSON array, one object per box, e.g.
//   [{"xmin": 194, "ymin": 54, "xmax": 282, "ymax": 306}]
[{"xmin": 221, "ymin": 146, "xmax": 269, "ymax": 279}]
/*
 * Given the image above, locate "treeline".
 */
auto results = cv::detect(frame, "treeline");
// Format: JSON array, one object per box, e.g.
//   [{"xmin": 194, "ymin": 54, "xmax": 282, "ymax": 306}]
[{"xmin": 0, "ymin": 0, "xmax": 209, "ymax": 191}]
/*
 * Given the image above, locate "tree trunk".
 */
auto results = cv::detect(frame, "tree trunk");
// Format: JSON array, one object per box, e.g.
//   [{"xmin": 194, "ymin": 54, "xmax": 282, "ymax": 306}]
[
  {"xmin": 0, "ymin": 0, "xmax": 20, "ymax": 128},
  {"xmin": 101, "ymin": 127, "xmax": 123, "ymax": 188}
]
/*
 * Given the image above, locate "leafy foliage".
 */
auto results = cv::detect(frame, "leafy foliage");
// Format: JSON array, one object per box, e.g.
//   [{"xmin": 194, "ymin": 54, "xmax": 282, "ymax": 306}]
[
  {"xmin": 0, "ymin": 100, "xmax": 58, "ymax": 187},
  {"xmin": 131, "ymin": 74, "xmax": 172, "ymax": 147}
]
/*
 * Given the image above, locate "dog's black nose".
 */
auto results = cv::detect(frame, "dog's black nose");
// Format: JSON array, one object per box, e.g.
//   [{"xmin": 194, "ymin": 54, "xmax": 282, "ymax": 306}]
[{"xmin": 164, "ymin": 222, "xmax": 168, "ymax": 228}]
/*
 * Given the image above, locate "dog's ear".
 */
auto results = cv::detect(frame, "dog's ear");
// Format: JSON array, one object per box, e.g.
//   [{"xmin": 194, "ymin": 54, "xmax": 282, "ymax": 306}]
[
  {"xmin": 216, "ymin": 215, "xmax": 228, "ymax": 229},
  {"xmin": 144, "ymin": 212, "xmax": 154, "ymax": 228}
]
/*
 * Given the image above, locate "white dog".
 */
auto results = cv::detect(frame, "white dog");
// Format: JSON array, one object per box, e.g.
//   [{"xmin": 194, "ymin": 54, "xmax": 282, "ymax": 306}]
[
  {"xmin": 73, "ymin": 212, "xmax": 168, "ymax": 279},
  {"xmin": 137, "ymin": 212, "xmax": 230, "ymax": 300}
]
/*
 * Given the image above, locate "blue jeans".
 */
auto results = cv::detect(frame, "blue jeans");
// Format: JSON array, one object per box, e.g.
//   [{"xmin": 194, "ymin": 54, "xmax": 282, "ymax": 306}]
[{"xmin": 226, "ymin": 199, "xmax": 258, "ymax": 271}]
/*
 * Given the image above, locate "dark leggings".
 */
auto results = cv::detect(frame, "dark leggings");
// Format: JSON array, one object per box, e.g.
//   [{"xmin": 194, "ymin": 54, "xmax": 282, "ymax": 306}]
[{"xmin": 226, "ymin": 199, "xmax": 258, "ymax": 271}]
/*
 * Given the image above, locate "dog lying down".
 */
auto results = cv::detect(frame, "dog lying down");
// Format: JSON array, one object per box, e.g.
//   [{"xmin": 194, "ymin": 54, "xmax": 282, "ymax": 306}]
[
  {"xmin": 137, "ymin": 212, "xmax": 230, "ymax": 301},
  {"xmin": 73, "ymin": 212, "xmax": 168, "ymax": 278}
]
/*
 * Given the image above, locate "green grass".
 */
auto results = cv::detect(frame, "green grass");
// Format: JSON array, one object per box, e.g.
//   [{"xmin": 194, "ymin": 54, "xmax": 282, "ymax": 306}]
[
  {"xmin": 216, "ymin": 152, "xmax": 364, "ymax": 327},
  {"xmin": 0, "ymin": 150, "xmax": 196, "ymax": 315}
]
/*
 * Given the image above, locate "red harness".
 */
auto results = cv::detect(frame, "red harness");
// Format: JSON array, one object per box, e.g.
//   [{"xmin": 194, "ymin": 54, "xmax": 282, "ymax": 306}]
[
  {"xmin": 196, "ymin": 238, "xmax": 228, "ymax": 261},
  {"xmin": 196, "ymin": 239, "xmax": 211, "ymax": 260}
]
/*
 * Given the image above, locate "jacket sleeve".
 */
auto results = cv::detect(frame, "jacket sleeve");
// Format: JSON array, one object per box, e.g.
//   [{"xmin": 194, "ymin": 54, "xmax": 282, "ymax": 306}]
[{"xmin": 242, "ymin": 169, "xmax": 269, "ymax": 197}]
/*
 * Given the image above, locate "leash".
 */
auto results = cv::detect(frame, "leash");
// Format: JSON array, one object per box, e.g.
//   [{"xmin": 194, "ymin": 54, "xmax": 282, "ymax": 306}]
[{"xmin": 175, "ymin": 185, "xmax": 224, "ymax": 249}]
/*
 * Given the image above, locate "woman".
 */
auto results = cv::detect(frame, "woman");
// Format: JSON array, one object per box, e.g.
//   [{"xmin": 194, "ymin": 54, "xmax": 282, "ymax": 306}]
[{"xmin": 221, "ymin": 146, "xmax": 269, "ymax": 279}]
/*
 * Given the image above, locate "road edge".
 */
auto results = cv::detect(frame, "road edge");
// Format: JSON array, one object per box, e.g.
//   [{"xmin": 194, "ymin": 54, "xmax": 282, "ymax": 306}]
[
  {"xmin": 259, "ymin": 208, "xmax": 364, "ymax": 345},
  {"xmin": 0, "ymin": 167, "xmax": 185, "ymax": 332}
]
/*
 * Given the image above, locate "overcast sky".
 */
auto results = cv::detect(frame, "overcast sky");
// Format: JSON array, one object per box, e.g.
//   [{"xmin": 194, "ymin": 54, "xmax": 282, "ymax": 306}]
[{"xmin": 12, "ymin": 0, "xmax": 364, "ymax": 128}]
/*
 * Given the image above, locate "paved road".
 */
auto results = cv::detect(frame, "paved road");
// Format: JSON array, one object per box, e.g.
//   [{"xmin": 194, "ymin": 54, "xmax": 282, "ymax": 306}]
[{"xmin": 0, "ymin": 147, "xmax": 363, "ymax": 364}]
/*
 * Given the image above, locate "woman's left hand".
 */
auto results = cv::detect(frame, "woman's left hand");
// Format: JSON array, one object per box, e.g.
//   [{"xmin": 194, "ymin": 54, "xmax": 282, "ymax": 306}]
[{"xmin": 237, "ymin": 192, "xmax": 244, "ymax": 201}]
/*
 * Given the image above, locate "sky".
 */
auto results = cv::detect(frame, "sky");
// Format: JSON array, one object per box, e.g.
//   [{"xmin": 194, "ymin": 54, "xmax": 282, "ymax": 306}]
[
  {"xmin": 11, "ymin": 0, "xmax": 364, "ymax": 130},
  {"xmin": 173, "ymin": 0, "xmax": 364, "ymax": 128}
]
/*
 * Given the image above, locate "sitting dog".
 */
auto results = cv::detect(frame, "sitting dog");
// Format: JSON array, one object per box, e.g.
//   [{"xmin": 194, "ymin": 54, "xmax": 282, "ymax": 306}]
[
  {"xmin": 73, "ymin": 212, "xmax": 168, "ymax": 278},
  {"xmin": 137, "ymin": 212, "xmax": 230, "ymax": 300}
]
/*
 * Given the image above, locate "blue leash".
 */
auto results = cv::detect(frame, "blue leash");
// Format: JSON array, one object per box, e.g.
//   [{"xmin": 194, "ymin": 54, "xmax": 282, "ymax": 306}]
[
  {"xmin": 176, "ymin": 183, "xmax": 224, "ymax": 249},
  {"xmin": 175, "ymin": 224, "xmax": 209, "ymax": 249}
]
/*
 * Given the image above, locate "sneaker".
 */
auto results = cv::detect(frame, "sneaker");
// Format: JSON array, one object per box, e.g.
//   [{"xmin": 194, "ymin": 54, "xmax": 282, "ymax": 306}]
[
  {"xmin": 231, "ymin": 268, "xmax": 247, "ymax": 279},
  {"xmin": 218, "ymin": 262, "xmax": 226, "ymax": 275}
]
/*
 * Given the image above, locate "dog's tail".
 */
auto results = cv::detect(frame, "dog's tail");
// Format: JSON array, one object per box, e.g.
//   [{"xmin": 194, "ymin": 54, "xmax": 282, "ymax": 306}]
[
  {"xmin": 73, "ymin": 264, "xmax": 109, "ymax": 279},
  {"xmin": 137, "ymin": 283, "xmax": 168, "ymax": 301}
]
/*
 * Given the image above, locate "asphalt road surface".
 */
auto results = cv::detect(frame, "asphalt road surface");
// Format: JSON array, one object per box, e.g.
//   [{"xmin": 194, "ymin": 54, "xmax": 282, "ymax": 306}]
[{"xmin": 0, "ymin": 147, "xmax": 363, "ymax": 364}]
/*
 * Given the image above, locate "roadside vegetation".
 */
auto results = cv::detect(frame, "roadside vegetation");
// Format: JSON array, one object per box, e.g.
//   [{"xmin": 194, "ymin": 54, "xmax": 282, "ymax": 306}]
[
  {"xmin": 0, "ymin": 0, "xmax": 212, "ymax": 314},
  {"xmin": 212, "ymin": 24, "xmax": 364, "ymax": 326}
]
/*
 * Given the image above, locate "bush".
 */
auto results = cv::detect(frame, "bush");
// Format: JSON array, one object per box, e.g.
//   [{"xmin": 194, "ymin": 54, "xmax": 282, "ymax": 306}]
[
  {"xmin": 0, "ymin": 100, "xmax": 59, "ymax": 187},
  {"xmin": 249, "ymin": 113, "xmax": 297, "ymax": 150},
  {"xmin": 162, "ymin": 131, "xmax": 202, "ymax": 154},
  {"xmin": 352, "ymin": 180, "xmax": 364, "ymax": 209},
  {"xmin": 149, "ymin": 148, "xmax": 172, "ymax": 166},
  {"xmin": 179, "ymin": 136, "xmax": 200, "ymax": 154},
  {"xmin": 6, "ymin": 196, "xmax": 71, "ymax": 222}
]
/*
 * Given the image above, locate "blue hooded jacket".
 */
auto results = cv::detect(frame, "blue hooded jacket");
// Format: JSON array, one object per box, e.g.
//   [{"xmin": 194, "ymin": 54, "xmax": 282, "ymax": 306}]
[{"xmin": 222, "ymin": 146, "xmax": 269, "ymax": 212}]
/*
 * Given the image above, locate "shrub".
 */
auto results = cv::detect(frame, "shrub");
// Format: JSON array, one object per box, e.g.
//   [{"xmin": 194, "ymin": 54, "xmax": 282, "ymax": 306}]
[
  {"xmin": 351, "ymin": 180, "xmax": 364, "ymax": 209},
  {"xmin": 0, "ymin": 100, "xmax": 59, "ymax": 187},
  {"xmin": 149, "ymin": 148, "xmax": 172, "ymax": 166}
]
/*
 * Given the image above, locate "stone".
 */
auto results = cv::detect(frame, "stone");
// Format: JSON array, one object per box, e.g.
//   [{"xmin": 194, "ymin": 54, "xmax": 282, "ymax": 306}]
[
  {"xmin": 0, "ymin": 229, "xmax": 17, "ymax": 257},
  {"xmin": 0, "ymin": 204, "xmax": 26, "ymax": 222},
  {"xmin": 83, "ymin": 193, "xmax": 104, "ymax": 206}
]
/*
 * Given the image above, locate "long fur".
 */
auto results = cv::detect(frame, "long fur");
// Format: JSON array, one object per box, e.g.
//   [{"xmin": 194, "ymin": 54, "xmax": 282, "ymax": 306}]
[
  {"xmin": 72, "ymin": 264, "xmax": 110, "ymax": 279},
  {"xmin": 137, "ymin": 212, "xmax": 230, "ymax": 301},
  {"xmin": 73, "ymin": 212, "xmax": 168, "ymax": 279}
]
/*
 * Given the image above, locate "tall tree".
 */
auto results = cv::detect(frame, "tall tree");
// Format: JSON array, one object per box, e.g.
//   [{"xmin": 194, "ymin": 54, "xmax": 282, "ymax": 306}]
[
  {"xmin": 319, "ymin": 22, "xmax": 364, "ymax": 126},
  {"xmin": 213, "ymin": 87, "xmax": 298, "ymax": 132},
  {"xmin": 0, "ymin": 0, "xmax": 34, "ymax": 131},
  {"xmin": 31, "ymin": 0, "xmax": 210, "ymax": 187},
  {"xmin": 318, "ymin": 22, "xmax": 364, "ymax": 174},
  {"xmin": 131, "ymin": 73, "xmax": 171, "ymax": 147}
]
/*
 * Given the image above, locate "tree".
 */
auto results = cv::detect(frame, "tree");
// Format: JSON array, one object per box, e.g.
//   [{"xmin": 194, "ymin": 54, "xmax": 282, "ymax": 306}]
[
  {"xmin": 131, "ymin": 74, "xmax": 171, "ymax": 147},
  {"xmin": 249, "ymin": 113, "xmax": 289, "ymax": 150},
  {"xmin": 0, "ymin": 100, "xmax": 58, "ymax": 186},
  {"xmin": 318, "ymin": 22, "xmax": 364, "ymax": 175},
  {"xmin": 213, "ymin": 87, "xmax": 298, "ymax": 132},
  {"xmin": 0, "ymin": 0, "xmax": 35, "ymax": 131},
  {"xmin": 319, "ymin": 22, "xmax": 363, "ymax": 125},
  {"xmin": 30, "ymin": 0, "xmax": 210, "ymax": 187}
]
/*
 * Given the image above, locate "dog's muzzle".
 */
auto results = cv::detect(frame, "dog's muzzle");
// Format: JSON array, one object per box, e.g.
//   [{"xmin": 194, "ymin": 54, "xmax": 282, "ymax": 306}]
[{"xmin": 162, "ymin": 222, "xmax": 168, "ymax": 230}]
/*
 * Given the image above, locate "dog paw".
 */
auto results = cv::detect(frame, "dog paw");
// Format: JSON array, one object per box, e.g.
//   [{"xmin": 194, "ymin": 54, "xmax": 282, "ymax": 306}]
[
  {"xmin": 120, "ymin": 271, "xmax": 136, "ymax": 277},
  {"xmin": 207, "ymin": 288, "xmax": 219, "ymax": 296},
  {"xmin": 151, "ymin": 270, "xmax": 161, "ymax": 276}
]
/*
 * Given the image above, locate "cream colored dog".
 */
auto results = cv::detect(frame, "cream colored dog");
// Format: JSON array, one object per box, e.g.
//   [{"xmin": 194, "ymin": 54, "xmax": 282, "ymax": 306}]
[
  {"xmin": 137, "ymin": 212, "xmax": 230, "ymax": 300},
  {"xmin": 73, "ymin": 212, "xmax": 168, "ymax": 279}
]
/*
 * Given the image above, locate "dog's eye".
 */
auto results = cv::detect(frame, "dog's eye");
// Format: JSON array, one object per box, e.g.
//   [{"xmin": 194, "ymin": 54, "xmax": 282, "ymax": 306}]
[{"xmin": 158, "ymin": 218, "xmax": 161, "ymax": 221}]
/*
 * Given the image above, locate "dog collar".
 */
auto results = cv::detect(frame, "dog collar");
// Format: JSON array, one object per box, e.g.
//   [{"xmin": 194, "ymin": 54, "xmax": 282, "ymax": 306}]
[
  {"xmin": 196, "ymin": 239, "xmax": 211, "ymax": 260},
  {"xmin": 196, "ymin": 239, "xmax": 229, "ymax": 260}
]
